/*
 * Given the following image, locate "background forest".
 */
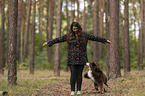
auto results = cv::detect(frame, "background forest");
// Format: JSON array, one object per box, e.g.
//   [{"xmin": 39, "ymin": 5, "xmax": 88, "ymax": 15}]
[{"xmin": 0, "ymin": 0, "xmax": 145, "ymax": 85}]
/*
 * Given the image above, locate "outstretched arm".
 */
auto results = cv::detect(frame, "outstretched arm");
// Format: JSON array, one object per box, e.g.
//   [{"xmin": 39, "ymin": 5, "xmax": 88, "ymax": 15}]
[
  {"xmin": 42, "ymin": 34, "xmax": 68, "ymax": 47},
  {"xmin": 85, "ymin": 32, "xmax": 111, "ymax": 44}
]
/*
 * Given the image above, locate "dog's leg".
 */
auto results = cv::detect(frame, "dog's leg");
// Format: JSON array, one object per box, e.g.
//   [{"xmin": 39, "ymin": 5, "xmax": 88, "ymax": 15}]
[
  {"xmin": 100, "ymin": 83, "xmax": 104, "ymax": 94},
  {"xmin": 94, "ymin": 83, "xmax": 99, "ymax": 92},
  {"xmin": 104, "ymin": 82, "xmax": 110, "ymax": 88}
]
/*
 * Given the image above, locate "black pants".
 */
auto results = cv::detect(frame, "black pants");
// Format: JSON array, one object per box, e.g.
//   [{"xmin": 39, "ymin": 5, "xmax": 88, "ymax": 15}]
[{"xmin": 70, "ymin": 65, "xmax": 84, "ymax": 91}]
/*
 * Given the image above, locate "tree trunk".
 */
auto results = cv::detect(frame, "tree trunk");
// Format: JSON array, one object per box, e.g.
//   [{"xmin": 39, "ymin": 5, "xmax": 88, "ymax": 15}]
[
  {"xmin": 21, "ymin": 1, "xmax": 26, "ymax": 63},
  {"xmin": 6, "ymin": 0, "xmax": 11, "ymax": 69},
  {"xmin": 47, "ymin": 0, "xmax": 54, "ymax": 63},
  {"xmin": 76, "ymin": 0, "xmax": 79, "ymax": 22},
  {"xmin": 132, "ymin": 0, "xmax": 137, "ymax": 45},
  {"xmin": 66, "ymin": 0, "xmax": 70, "ymax": 34},
  {"xmin": 17, "ymin": 0, "xmax": 23, "ymax": 64},
  {"xmin": 54, "ymin": 0, "xmax": 62, "ymax": 76},
  {"xmin": 30, "ymin": 0, "xmax": 36, "ymax": 74},
  {"xmin": 24, "ymin": 0, "xmax": 31, "ymax": 61},
  {"xmin": 0, "ymin": 0, "xmax": 5, "ymax": 74},
  {"xmin": 144, "ymin": 0, "xmax": 145, "ymax": 64},
  {"xmin": 124, "ymin": 0, "xmax": 131, "ymax": 74},
  {"xmin": 138, "ymin": 0, "xmax": 143, "ymax": 70},
  {"xmin": 93, "ymin": 0, "xmax": 99, "ymax": 63},
  {"xmin": 120, "ymin": 12, "xmax": 126, "ymax": 74},
  {"xmin": 98, "ymin": 0, "xmax": 105, "ymax": 60},
  {"xmin": 109, "ymin": 0, "xmax": 121, "ymax": 79},
  {"xmin": 105, "ymin": 0, "xmax": 110, "ymax": 78},
  {"xmin": 65, "ymin": 0, "xmax": 70, "ymax": 71},
  {"xmin": 71, "ymin": 0, "xmax": 75, "ymax": 22},
  {"xmin": 8, "ymin": 0, "xmax": 18, "ymax": 85},
  {"xmin": 83, "ymin": 0, "xmax": 87, "ymax": 32},
  {"xmin": 39, "ymin": 0, "xmax": 44, "ymax": 52}
]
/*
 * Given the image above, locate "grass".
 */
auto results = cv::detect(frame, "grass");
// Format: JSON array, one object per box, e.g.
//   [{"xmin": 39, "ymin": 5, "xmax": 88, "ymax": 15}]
[
  {"xmin": 0, "ymin": 69, "xmax": 145, "ymax": 96},
  {"xmin": 0, "ymin": 70, "xmax": 70, "ymax": 96}
]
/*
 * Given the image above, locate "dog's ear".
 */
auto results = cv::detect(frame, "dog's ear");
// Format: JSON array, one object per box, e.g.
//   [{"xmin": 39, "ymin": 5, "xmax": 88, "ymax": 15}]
[
  {"xmin": 92, "ymin": 62, "xmax": 96, "ymax": 66},
  {"xmin": 92, "ymin": 62, "xmax": 97, "ymax": 65},
  {"xmin": 93, "ymin": 62, "xmax": 97, "ymax": 64}
]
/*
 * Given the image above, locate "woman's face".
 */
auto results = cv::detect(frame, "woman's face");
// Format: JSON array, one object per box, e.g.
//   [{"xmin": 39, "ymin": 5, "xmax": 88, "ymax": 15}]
[{"xmin": 72, "ymin": 26, "xmax": 78, "ymax": 32}]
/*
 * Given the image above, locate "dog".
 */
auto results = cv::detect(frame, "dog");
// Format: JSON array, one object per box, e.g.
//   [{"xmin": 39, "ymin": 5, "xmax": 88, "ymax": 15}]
[{"xmin": 84, "ymin": 62, "xmax": 109, "ymax": 93}]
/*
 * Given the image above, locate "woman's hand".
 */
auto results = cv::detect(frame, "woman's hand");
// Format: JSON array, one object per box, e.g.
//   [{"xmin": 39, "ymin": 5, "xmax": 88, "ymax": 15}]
[
  {"xmin": 42, "ymin": 42, "xmax": 47, "ymax": 46},
  {"xmin": 107, "ymin": 40, "xmax": 111, "ymax": 44}
]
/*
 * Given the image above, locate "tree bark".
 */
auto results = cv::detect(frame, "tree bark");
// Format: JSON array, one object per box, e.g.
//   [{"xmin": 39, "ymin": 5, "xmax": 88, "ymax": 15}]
[
  {"xmin": 119, "ymin": 12, "xmax": 126, "ymax": 74},
  {"xmin": 17, "ymin": 0, "xmax": 23, "ymax": 64},
  {"xmin": 47, "ymin": 0, "xmax": 54, "ymax": 63},
  {"xmin": 93, "ymin": 0, "xmax": 99, "ymax": 63},
  {"xmin": 83, "ymin": 0, "xmax": 87, "ymax": 32},
  {"xmin": 30, "ymin": 0, "xmax": 36, "ymax": 74},
  {"xmin": 138, "ymin": 0, "xmax": 143, "ymax": 70},
  {"xmin": 66, "ymin": 0, "xmax": 70, "ymax": 34},
  {"xmin": 20, "ymin": 1, "xmax": 26, "ymax": 63},
  {"xmin": 76, "ymin": 0, "xmax": 79, "ymax": 22},
  {"xmin": 144, "ymin": 0, "xmax": 145, "ymax": 65},
  {"xmin": 109, "ymin": 0, "xmax": 121, "ymax": 79},
  {"xmin": 71, "ymin": 0, "xmax": 75, "ymax": 22},
  {"xmin": 0, "ymin": 0, "xmax": 5, "ymax": 74},
  {"xmin": 105, "ymin": 0, "xmax": 110, "ymax": 78},
  {"xmin": 23, "ymin": 0, "xmax": 31, "ymax": 61},
  {"xmin": 124, "ymin": 0, "xmax": 131, "ymax": 73},
  {"xmin": 54, "ymin": 0, "xmax": 62, "ymax": 76},
  {"xmin": 39, "ymin": 0, "xmax": 44, "ymax": 52},
  {"xmin": 8, "ymin": 0, "xmax": 18, "ymax": 85},
  {"xmin": 98, "ymin": 0, "xmax": 105, "ymax": 60}
]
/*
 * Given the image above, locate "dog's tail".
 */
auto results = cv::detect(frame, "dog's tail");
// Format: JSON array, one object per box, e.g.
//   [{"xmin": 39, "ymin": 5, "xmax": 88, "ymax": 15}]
[
  {"xmin": 104, "ymin": 82, "xmax": 110, "ymax": 88},
  {"xmin": 84, "ymin": 72, "xmax": 90, "ymax": 79}
]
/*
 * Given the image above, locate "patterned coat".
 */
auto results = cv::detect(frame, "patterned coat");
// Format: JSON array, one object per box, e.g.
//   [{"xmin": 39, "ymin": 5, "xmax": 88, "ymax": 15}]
[{"xmin": 47, "ymin": 32, "xmax": 107, "ymax": 66}]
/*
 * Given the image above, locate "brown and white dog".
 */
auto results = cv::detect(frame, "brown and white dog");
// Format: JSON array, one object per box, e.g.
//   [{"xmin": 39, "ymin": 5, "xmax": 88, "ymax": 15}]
[{"xmin": 84, "ymin": 62, "xmax": 109, "ymax": 93}]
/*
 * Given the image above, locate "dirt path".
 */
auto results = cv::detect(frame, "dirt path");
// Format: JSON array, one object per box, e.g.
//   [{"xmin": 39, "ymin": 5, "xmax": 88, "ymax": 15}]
[{"xmin": 35, "ymin": 78, "xmax": 113, "ymax": 96}]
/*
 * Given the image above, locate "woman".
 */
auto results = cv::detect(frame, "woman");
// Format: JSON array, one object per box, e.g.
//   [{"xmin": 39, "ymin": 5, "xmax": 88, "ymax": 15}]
[{"xmin": 43, "ymin": 22, "xmax": 111, "ymax": 95}]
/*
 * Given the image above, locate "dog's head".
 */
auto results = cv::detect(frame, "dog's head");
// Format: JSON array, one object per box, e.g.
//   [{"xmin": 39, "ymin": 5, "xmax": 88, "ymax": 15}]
[{"xmin": 86, "ymin": 62, "xmax": 100, "ymax": 70}]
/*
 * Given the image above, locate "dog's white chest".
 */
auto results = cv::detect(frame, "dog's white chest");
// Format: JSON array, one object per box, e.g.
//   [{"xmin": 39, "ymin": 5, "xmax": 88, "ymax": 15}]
[{"xmin": 88, "ymin": 70, "xmax": 95, "ymax": 82}]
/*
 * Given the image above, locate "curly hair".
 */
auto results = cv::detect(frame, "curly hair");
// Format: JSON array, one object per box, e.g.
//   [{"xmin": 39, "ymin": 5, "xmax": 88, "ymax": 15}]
[{"xmin": 67, "ymin": 22, "xmax": 86, "ymax": 45}]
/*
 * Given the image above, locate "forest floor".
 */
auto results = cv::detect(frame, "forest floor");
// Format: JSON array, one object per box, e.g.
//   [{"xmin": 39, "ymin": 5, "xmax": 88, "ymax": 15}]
[{"xmin": 0, "ymin": 69, "xmax": 145, "ymax": 96}]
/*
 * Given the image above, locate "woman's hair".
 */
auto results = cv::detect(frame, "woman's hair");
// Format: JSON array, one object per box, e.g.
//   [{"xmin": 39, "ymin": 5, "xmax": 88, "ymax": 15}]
[{"xmin": 67, "ymin": 22, "xmax": 86, "ymax": 45}]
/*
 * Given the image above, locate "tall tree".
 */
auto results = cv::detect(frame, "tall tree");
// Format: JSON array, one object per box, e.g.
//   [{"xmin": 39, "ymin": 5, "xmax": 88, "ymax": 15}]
[
  {"xmin": 39, "ymin": 0, "xmax": 44, "ymax": 51},
  {"xmin": 20, "ymin": 1, "xmax": 26, "ymax": 62},
  {"xmin": 0, "ymin": 0, "xmax": 5, "ymax": 74},
  {"xmin": 93, "ymin": 0, "xmax": 99, "ymax": 63},
  {"xmin": 119, "ymin": 12, "xmax": 126, "ymax": 74},
  {"xmin": 105, "ymin": 0, "xmax": 110, "ymax": 78},
  {"xmin": 124, "ymin": 0, "xmax": 131, "ymax": 74},
  {"xmin": 71, "ymin": 0, "xmax": 75, "ymax": 22},
  {"xmin": 47, "ymin": 0, "xmax": 54, "ymax": 63},
  {"xmin": 23, "ymin": 0, "xmax": 31, "ymax": 61},
  {"xmin": 66, "ymin": 0, "xmax": 70, "ymax": 33},
  {"xmin": 138, "ymin": 0, "xmax": 143, "ymax": 70},
  {"xmin": 83, "ymin": 0, "xmax": 87, "ymax": 32},
  {"xmin": 132, "ymin": 0, "xmax": 137, "ymax": 41},
  {"xmin": 76, "ymin": 0, "xmax": 79, "ymax": 22},
  {"xmin": 144, "ymin": 0, "xmax": 145, "ymax": 62},
  {"xmin": 108, "ymin": 0, "xmax": 121, "ymax": 79},
  {"xmin": 98, "ymin": 0, "xmax": 105, "ymax": 60},
  {"xmin": 30, "ymin": 0, "xmax": 36, "ymax": 74},
  {"xmin": 120, "ymin": 12, "xmax": 126, "ymax": 74},
  {"xmin": 54, "ymin": 0, "xmax": 62, "ymax": 76},
  {"xmin": 8, "ymin": 0, "xmax": 18, "ymax": 85},
  {"xmin": 17, "ymin": 0, "xmax": 23, "ymax": 64}
]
